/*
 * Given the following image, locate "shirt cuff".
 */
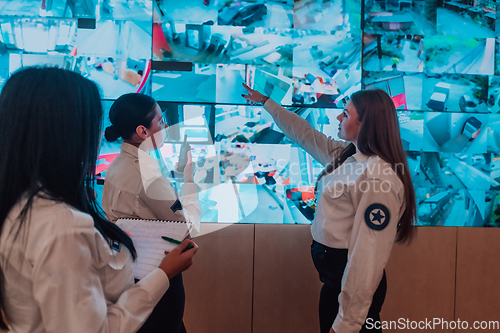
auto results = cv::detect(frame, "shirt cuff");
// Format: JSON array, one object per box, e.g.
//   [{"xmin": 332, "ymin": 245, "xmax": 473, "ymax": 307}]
[
  {"xmin": 263, "ymin": 98, "xmax": 281, "ymax": 116},
  {"xmin": 182, "ymin": 182, "xmax": 200, "ymax": 196},
  {"xmin": 137, "ymin": 268, "xmax": 170, "ymax": 306},
  {"xmin": 333, "ymin": 316, "xmax": 362, "ymax": 333}
]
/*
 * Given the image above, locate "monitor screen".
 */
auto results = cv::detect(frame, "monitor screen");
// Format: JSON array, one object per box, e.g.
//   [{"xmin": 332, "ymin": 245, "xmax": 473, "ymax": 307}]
[{"xmin": 0, "ymin": 0, "xmax": 498, "ymax": 227}]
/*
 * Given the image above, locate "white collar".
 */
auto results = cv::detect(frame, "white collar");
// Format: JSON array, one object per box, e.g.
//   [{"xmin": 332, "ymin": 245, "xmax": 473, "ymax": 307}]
[{"xmin": 352, "ymin": 152, "xmax": 370, "ymax": 163}]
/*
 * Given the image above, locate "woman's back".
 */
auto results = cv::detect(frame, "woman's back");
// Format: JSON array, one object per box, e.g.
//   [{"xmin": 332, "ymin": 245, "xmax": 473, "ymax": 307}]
[
  {"xmin": 0, "ymin": 68, "xmax": 197, "ymax": 333},
  {"xmin": 0, "ymin": 195, "xmax": 137, "ymax": 332},
  {"xmin": 102, "ymin": 142, "xmax": 186, "ymax": 222}
]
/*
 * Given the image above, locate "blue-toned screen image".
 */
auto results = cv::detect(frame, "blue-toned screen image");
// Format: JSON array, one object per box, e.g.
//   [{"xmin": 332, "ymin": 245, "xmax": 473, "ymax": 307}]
[{"xmin": 1, "ymin": 0, "xmax": 499, "ymax": 227}]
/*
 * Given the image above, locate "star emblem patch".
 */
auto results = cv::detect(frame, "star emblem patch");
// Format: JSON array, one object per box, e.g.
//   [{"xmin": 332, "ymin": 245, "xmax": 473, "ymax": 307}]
[
  {"xmin": 364, "ymin": 203, "xmax": 390, "ymax": 231},
  {"xmin": 170, "ymin": 199, "xmax": 183, "ymax": 213}
]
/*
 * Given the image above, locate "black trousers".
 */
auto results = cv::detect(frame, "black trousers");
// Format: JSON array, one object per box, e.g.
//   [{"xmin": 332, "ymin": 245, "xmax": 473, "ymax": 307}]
[
  {"xmin": 311, "ymin": 241, "xmax": 387, "ymax": 333},
  {"xmin": 137, "ymin": 273, "xmax": 187, "ymax": 333}
]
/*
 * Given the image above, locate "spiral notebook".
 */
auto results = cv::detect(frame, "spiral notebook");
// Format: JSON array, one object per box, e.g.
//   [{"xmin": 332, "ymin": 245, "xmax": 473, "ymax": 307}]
[{"xmin": 116, "ymin": 218, "xmax": 190, "ymax": 280}]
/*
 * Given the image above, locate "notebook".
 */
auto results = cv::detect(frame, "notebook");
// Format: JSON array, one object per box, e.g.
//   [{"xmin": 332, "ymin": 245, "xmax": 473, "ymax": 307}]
[{"xmin": 116, "ymin": 218, "xmax": 191, "ymax": 280}]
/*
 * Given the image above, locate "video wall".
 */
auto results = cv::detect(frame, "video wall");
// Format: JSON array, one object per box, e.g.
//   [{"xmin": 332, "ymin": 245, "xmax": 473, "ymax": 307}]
[{"xmin": 1, "ymin": 0, "xmax": 499, "ymax": 226}]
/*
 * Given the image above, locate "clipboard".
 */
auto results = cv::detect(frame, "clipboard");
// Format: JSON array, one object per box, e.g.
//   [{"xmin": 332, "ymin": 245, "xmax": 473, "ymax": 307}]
[{"xmin": 116, "ymin": 218, "xmax": 190, "ymax": 280}]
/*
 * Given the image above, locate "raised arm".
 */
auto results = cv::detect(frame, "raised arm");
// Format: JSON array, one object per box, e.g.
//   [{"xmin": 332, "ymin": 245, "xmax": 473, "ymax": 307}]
[{"xmin": 242, "ymin": 84, "xmax": 346, "ymax": 166}]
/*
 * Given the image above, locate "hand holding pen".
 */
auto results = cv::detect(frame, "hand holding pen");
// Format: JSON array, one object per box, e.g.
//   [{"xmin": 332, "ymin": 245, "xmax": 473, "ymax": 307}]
[
  {"xmin": 162, "ymin": 236, "xmax": 194, "ymax": 249},
  {"xmin": 158, "ymin": 239, "xmax": 198, "ymax": 279}
]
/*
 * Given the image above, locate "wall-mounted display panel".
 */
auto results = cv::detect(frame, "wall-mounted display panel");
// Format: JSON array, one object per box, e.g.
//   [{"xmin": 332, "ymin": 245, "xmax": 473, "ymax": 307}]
[{"xmin": 0, "ymin": 0, "xmax": 498, "ymax": 227}]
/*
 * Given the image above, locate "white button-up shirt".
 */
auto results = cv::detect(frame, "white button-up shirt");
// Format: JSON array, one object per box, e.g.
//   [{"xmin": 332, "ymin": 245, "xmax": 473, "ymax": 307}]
[
  {"xmin": 0, "ymin": 195, "xmax": 170, "ymax": 333},
  {"xmin": 102, "ymin": 142, "xmax": 201, "ymax": 237},
  {"xmin": 265, "ymin": 99, "xmax": 405, "ymax": 333}
]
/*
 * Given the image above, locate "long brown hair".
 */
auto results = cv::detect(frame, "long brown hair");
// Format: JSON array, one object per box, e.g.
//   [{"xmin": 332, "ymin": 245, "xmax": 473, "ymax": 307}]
[{"xmin": 317, "ymin": 89, "xmax": 416, "ymax": 243}]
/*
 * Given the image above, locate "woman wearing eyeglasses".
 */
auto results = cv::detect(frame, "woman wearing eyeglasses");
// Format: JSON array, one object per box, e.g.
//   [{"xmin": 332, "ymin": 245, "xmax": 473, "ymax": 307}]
[
  {"xmin": 243, "ymin": 85, "xmax": 416, "ymax": 333},
  {"xmin": 102, "ymin": 93, "xmax": 202, "ymax": 333}
]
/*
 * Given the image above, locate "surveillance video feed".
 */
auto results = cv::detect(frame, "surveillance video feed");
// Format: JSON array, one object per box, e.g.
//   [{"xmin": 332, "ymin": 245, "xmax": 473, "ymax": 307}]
[
  {"xmin": 76, "ymin": 20, "xmax": 152, "ymax": 60},
  {"xmin": 215, "ymin": 64, "xmax": 293, "ymax": 105},
  {"xmin": 0, "ymin": 17, "xmax": 77, "ymax": 55},
  {"xmin": 362, "ymin": 70, "xmax": 423, "ymax": 110},
  {"xmin": 162, "ymin": 0, "xmax": 219, "ymax": 25},
  {"xmin": 158, "ymin": 103, "xmax": 214, "ymax": 143},
  {"xmin": 218, "ymin": 141, "xmax": 291, "ymax": 185},
  {"xmin": 252, "ymin": 65, "xmax": 293, "ymax": 105},
  {"xmin": 294, "ymin": 0, "xmax": 362, "ymax": 32},
  {"xmin": 5, "ymin": 53, "xmax": 149, "ymax": 99},
  {"xmin": 154, "ymin": 23, "xmax": 293, "ymax": 67},
  {"xmin": 362, "ymin": 33, "xmax": 426, "ymax": 73},
  {"xmin": 488, "ymin": 75, "xmax": 500, "ymax": 112},
  {"xmin": 421, "ymin": 73, "xmax": 488, "ymax": 113},
  {"xmin": 215, "ymin": 104, "xmax": 282, "ymax": 144},
  {"xmin": 417, "ymin": 187, "xmax": 488, "ymax": 226},
  {"xmin": 152, "ymin": 63, "xmax": 217, "ymax": 103},
  {"xmin": 364, "ymin": 0, "xmax": 437, "ymax": 36},
  {"xmin": 0, "ymin": 52, "xmax": 7, "ymax": 90},
  {"xmin": 203, "ymin": 180, "xmax": 287, "ymax": 223},
  {"xmin": 206, "ymin": 105, "xmax": 346, "ymax": 223},
  {"xmin": 153, "ymin": 24, "xmax": 232, "ymax": 63},
  {"xmin": 163, "ymin": 0, "xmax": 293, "ymax": 29},
  {"xmin": 398, "ymin": 111, "xmax": 424, "ymax": 151},
  {"xmin": 490, "ymin": 152, "xmax": 500, "ymax": 187},
  {"xmin": 293, "ymin": 29, "xmax": 362, "ymax": 71},
  {"xmin": 292, "ymin": 67, "xmax": 342, "ymax": 107},
  {"xmin": 215, "ymin": 64, "xmax": 250, "ymax": 104},
  {"xmin": 487, "ymin": 114, "xmax": 500, "ymax": 152},
  {"xmin": 423, "ymin": 36, "xmax": 495, "ymax": 75},
  {"xmin": 82, "ymin": 57, "xmax": 151, "ymax": 99},
  {"xmin": 0, "ymin": 0, "xmax": 153, "ymax": 20},
  {"xmin": 484, "ymin": 189, "xmax": 500, "ymax": 227},
  {"xmin": 1, "ymin": 0, "xmax": 499, "ymax": 227},
  {"xmin": 497, "ymin": 1, "xmax": 500, "ymax": 37},
  {"xmin": 292, "ymin": 28, "xmax": 361, "ymax": 105},
  {"xmin": 423, "ymin": 112, "xmax": 488, "ymax": 153},
  {"xmin": 412, "ymin": 149, "xmax": 493, "ymax": 226},
  {"xmin": 216, "ymin": 0, "xmax": 293, "ymax": 29},
  {"xmin": 406, "ymin": 151, "xmax": 426, "ymax": 188},
  {"xmin": 437, "ymin": 0, "xmax": 495, "ymax": 38}
]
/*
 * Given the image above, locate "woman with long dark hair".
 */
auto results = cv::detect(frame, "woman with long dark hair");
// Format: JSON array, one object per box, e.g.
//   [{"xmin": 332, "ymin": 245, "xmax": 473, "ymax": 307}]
[
  {"xmin": 0, "ymin": 67, "xmax": 197, "ymax": 332},
  {"xmin": 243, "ymin": 85, "xmax": 416, "ymax": 333},
  {"xmin": 101, "ymin": 93, "xmax": 201, "ymax": 333}
]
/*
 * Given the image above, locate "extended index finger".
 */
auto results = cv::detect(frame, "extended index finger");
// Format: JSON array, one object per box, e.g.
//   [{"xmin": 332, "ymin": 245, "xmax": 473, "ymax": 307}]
[{"xmin": 242, "ymin": 83, "xmax": 252, "ymax": 92}]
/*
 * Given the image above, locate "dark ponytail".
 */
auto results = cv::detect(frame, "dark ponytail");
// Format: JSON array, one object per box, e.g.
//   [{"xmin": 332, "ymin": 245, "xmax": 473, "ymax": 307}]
[
  {"xmin": 106, "ymin": 93, "xmax": 157, "ymax": 142},
  {"xmin": 104, "ymin": 125, "xmax": 121, "ymax": 142}
]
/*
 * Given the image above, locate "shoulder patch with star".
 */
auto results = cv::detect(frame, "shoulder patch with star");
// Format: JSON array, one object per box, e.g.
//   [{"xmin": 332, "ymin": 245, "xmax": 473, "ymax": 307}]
[{"xmin": 364, "ymin": 203, "xmax": 390, "ymax": 231}]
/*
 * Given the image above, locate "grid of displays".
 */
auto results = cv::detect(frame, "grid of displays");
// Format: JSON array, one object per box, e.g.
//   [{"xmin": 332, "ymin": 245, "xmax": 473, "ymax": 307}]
[{"xmin": 1, "ymin": 0, "xmax": 499, "ymax": 226}]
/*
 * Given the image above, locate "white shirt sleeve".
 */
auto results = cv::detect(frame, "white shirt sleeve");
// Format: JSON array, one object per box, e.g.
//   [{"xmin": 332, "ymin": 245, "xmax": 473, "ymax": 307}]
[
  {"xmin": 30, "ymin": 211, "xmax": 169, "ymax": 333},
  {"xmin": 264, "ymin": 99, "xmax": 346, "ymax": 167},
  {"xmin": 332, "ymin": 173, "xmax": 404, "ymax": 333}
]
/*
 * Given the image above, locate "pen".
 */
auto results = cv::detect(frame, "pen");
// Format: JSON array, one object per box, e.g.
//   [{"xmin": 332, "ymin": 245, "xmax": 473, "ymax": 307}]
[{"xmin": 162, "ymin": 236, "xmax": 194, "ymax": 249}]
